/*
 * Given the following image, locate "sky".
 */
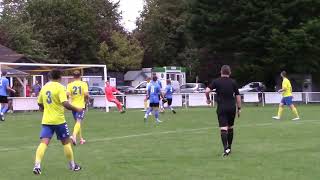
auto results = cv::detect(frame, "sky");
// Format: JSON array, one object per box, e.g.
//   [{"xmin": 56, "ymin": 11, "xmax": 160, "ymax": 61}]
[{"xmin": 112, "ymin": 0, "xmax": 145, "ymax": 31}]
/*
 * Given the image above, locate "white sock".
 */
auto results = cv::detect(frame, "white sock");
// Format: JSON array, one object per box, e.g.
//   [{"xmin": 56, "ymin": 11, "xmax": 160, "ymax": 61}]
[{"xmin": 34, "ymin": 162, "xmax": 41, "ymax": 169}]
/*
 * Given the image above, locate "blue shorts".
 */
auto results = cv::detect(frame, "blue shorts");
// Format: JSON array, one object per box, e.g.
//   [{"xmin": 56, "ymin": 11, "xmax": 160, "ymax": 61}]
[
  {"xmin": 281, "ymin": 96, "xmax": 293, "ymax": 106},
  {"xmin": 72, "ymin": 110, "xmax": 85, "ymax": 120},
  {"xmin": 40, "ymin": 123, "xmax": 70, "ymax": 140}
]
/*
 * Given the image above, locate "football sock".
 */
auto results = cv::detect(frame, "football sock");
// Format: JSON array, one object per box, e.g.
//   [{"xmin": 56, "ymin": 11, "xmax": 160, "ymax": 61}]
[
  {"xmin": 73, "ymin": 122, "xmax": 81, "ymax": 138},
  {"xmin": 277, "ymin": 106, "xmax": 284, "ymax": 117},
  {"xmin": 220, "ymin": 130, "xmax": 228, "ymax": 151},
  {"xmin": 35, "ymin": 143, "xmax": 47, "ymax": 166},
  {"xmin": 79, "ymin": 126, "xmax": 83, "ymax": 139},
  {"xmin": 145, "ymin": 108, "xmax": 152, "ymax": 118},
  {"xmin": 1, "ymin": 104, "xmax": 8, "ymax": 114},
  {"xmin": 63, "ymin": 143, "xmax": 75, "ymax": 163},
  {"xmin": 291, "ymin": 107, "xmax": 299, "ymax": 118},
  {"xmin": 154, "ymin": 109, "xmax": 159, "ymax": 120},
  {"xmin": 227, "ymin": 128, "xmax": 234, "ymax": 149},
  {"xmin": 144, "ymin": 101, "xmax": 148, "ymax": 110}
]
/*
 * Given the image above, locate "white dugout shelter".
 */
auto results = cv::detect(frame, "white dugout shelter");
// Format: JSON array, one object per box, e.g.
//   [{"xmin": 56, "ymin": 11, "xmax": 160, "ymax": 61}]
[{"xmin": 0, "ymin": 62, "xmax": 110, "ymax": 111}]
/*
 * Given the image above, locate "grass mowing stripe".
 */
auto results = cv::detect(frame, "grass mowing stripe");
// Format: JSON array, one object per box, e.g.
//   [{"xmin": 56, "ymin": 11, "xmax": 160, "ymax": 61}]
[{"xmin": 0, "ymin": 119, "xmax": 318, "ymax": 152}]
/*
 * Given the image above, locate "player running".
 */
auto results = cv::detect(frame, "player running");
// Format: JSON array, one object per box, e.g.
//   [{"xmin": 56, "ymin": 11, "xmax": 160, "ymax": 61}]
[
  {"xmin": 67, "ymin": 70, "xmax": 89, "ymax": 145},
  {"xmin": 162, "ymin": 79, "xmax": 176, "ymax": 114},
  {"xmin": 105, "ymin": 80, "xmax": 125, "ymax": 113},
  {"xmin": 33, "ymin": 69, "xmax": 82, "ymax": 175},
  {"xmin": 206, "ymin": 65, "xmax": 241, "ymax": 157},
  {"xmin": 0, "ymin": 71, "xmax": 16, "ymax": 121},
  {"xmin": 272, "ymin": 71, "xmax": 300, "ymax": 121},
  {"xmin": 144, "ymin": 75, "xmax": 163, "ymax": 123}
]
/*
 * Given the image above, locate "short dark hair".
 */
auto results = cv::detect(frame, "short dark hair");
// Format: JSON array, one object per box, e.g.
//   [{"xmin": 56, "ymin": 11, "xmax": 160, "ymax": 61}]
[
  {"xmin": 1, "ymin": 71, "xmax": 7, "ymax": 76},
  {"xmin": 167, "ymin": 79, "xmax": 171, "ymax": 84},
  {"xmin": 221, "ymin": 65, "xmax": 231, "ymax": 75},
  {"xmin": 281, "ymin": 71, "xmax": 287, "ymax": 77},
  {"xmin": 73, "ymin": 70, "xmax": 81, "ymax": 78},
  {"xmin": 49, "ymin": 69, "xmax": 62, "ymax": 80}
]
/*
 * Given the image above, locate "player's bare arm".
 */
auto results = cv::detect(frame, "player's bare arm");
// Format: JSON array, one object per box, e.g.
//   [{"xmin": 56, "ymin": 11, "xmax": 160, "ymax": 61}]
[
  {"xmin": 7, "ymin": 85, "xmax": 16, "ymax": 93},
  {"xmin": 38, "ymin": 103, "xmax": 44, "ymax": 112},
  {"xmin": 205, "ymin": 87, "xmax": 212, "ymax": 104}
]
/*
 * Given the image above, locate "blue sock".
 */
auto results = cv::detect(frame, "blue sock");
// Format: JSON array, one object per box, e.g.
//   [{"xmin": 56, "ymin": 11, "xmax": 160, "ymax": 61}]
[
  {"xmin": 154, "ymin": 110, "xmax": 159, "ymax": 119},
  {"xmin": 1, "ymin": 104, "xmax": 8, "ymax": 114},
  {"xmin": 145, "ymin": 107, "xmax": 152, "ymax": 118}
]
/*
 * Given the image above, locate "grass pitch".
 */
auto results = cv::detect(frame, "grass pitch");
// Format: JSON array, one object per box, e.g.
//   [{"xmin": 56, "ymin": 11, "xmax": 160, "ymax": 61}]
[{"xmin": 0, "ymin": 105, "xmax": 319, "ymax": 180}]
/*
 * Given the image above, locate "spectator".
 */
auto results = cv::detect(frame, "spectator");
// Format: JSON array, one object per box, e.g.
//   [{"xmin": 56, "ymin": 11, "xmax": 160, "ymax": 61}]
[
  {"xmin": 32, "ymin": 80, "xmax": 42, "ymax": 97},
  {"xmin": 26, "ymin": 84, "xmax": 31, "ymax": 97}
]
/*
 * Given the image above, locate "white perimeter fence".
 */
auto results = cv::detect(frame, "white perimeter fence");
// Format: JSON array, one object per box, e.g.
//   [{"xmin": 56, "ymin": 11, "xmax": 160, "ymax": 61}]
[{"xmin": 7, "ymin": 92, "xmax": 320, "ymax": 111}]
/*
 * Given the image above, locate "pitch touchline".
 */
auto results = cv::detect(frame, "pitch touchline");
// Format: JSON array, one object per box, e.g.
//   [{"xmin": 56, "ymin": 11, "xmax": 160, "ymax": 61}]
[{"xmin": 0, "ymin": 120, "xmax": 318, "ymax": 152}]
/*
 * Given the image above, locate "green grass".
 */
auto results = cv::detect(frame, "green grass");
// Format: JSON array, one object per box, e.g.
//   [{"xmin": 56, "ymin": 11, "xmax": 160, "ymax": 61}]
[{"xmin": 0, "ymin": 105, "xmax": 320, "ymax": 180}]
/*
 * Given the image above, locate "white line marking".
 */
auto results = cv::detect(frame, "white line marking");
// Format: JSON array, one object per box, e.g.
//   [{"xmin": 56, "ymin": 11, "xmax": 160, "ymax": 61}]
[{"xmin": 0, "ymin": 120, "xmax": 318, "ymax": 152}]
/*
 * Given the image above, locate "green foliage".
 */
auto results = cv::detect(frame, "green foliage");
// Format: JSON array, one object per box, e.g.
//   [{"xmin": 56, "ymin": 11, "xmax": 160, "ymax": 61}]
[
  {"xmin": 135, "ymin": 0, "xmax": 189, "ymax": 67},
  {"xmin": 0, "ymin": 0, "xmax": 48, "ymax": 59},
  {"xmin": 26, "ymin": 0, "xmax": 98, "ymax": 63},
  {"xmin": 98, "ymin": 31, "xmax": 143, "ymax": 71},
  {"xmin": 137, "ymin": 0, "xmax": 320, "ymax": 86},
  {"xmin": 0, "ymin": 0, "xmax": 123, "ymax": 64}
]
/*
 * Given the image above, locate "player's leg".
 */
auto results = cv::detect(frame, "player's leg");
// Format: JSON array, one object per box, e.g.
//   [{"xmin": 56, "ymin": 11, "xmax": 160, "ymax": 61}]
[
  {"xmin": 144, "ymin": 103, "xmax": 154, "ymax": 123},
  {"xmin": 71, "ymin": 110, "xmax": 86, "ymax": 145},
  {"xmin": 167, "ymin": 99, "xmax": 176, "ymax": 114},
  {"xmin": 57, "ymin": 123, "xmax": 81, "ymax": 171},
  {"xmin": 273, "ymin": 98, "xmax": 285, "ymax": 119},
  {"xmin": 143, "ymin": 97, "xmax": 148, "ymax": 112},
  {"xmin": 289, "ymin": 99, "xmax": 300, "ymax": 120},
  {"xmin": 227, "ymin": 109, "xmax": 236, "ymax": 152},
  {"xmin": 217, "ymin": 111, "xmax": 229, "ymax": 157},
  {"xmin": 147, "ymin": 99, "xmax": 152, "ymax": 115},
  {"xmin": 110, "ymin": 98, "xmax": 125, "ymax": 113},
  {"xmin": 153, "ymin": 105, "xmax": 161, "ymax": 123},
  {"xmin": 0, "ymin": 96, "xmax": 9, "ymax": 121},
  {"xmin": 33, "ymin": 125, "xmax": 53, "ymax": 175}
]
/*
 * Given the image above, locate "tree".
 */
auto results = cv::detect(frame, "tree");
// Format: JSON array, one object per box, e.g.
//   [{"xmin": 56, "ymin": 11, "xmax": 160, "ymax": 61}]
[
  {"xmin": 135, "ymin": 0, "xmax": 189, "ymax": 67},
  {"xmin": 25, "ymin": 0, "xmax": 99, "ymax": 63},
  {"xmin": 0, "ymin": 0, "xmax": 48, "ymax": 59},
  {"xmin": 98, "ymin": 31, "xmax": 143, "ymax": 71}
]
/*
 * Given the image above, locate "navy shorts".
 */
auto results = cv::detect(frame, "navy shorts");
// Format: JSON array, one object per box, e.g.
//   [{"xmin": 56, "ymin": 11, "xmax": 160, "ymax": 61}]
[
  {"xmin": 72, "ymin": 110, "xmax": 85, "ymax": 120},
  {"xmin": 40, "ymin": 123, "xmax": 70, "ymax": 140},
  {"xmin": 281, "ymin": 96, "xmax": 293, "ymax": 106},
  {"xmin": 150, "ymin": 103, "xmax": 160, "ymax": 107}
]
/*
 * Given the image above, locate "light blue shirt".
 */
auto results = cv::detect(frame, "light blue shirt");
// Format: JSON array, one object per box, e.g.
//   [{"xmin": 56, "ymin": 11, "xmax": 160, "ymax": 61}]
[
  {"xmin": 165, "ymin": 85, "xmax": 173, "ymax": 99},
  {"xmin": 148, "ymin": 81, "xmax": 161, "ymax": 103},
  {"xmin": 0, "ymin": 77, "xmax": 9, "ymax": 96}
]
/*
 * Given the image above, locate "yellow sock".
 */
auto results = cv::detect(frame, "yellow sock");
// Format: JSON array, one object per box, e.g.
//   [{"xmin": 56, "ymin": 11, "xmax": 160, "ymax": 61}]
[
  {"xmin": 63, "ymin": 143, "xmax": 74, "ymax": 162},
  {"xmin": 144, "ymin": 101, "xmax": 148, "ymax": 110},
  {"xmin": 79, "ymin": 126, "xmax": 83, "ymax": 139},
  {"xmin": 292, "ymin": 107, "xmax": 299, "ymax": 118},
  {"xmin": 35, "ymin": 143, "xmax": 47, "ymax": 164},
  {"xmin": 73, "ymin": 122, "xmax": 81, "ymax": 138},
  {"xmin": 277, "ymin": 106, "xmax": 284, "ymax": 117}
]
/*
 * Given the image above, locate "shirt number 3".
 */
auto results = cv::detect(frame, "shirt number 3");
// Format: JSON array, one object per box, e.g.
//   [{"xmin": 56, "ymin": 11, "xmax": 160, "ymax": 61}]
[{"xmin": 46, "ymin": 91, "xmax": 52, "ymax": 104}]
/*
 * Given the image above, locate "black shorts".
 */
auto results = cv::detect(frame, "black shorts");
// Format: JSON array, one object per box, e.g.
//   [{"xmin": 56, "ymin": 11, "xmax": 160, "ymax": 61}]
[
  {"xmin": 0, "ymin": 96, "xmax": 8, "ymax": 103},
  {"xmin": 217, "ymin": 107, "xmax": 236, "ymax": 127},
  {"xmin": 167, "ymin": 99, "xmax": 172, "ymax": 106},
  {"xmin": 150, "ymin": 103, "xmax": 160, "ymax": 107}
]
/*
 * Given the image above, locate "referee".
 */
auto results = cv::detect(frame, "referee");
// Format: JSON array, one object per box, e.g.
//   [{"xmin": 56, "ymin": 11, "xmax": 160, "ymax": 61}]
[{"xmin": 205, "ymin": 65, "xmax": 241, "ymax": 157}]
